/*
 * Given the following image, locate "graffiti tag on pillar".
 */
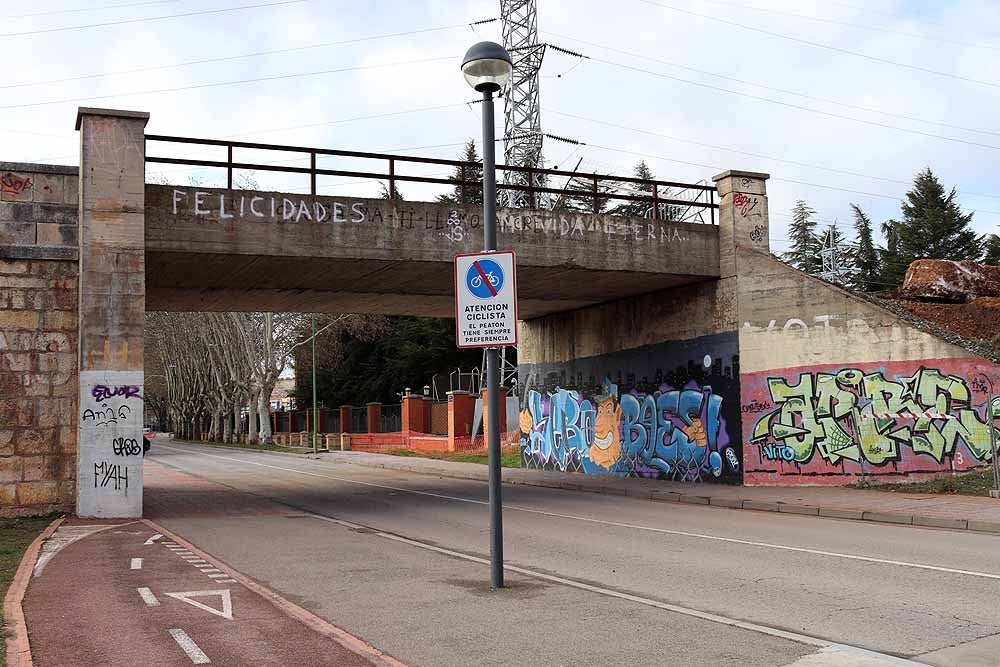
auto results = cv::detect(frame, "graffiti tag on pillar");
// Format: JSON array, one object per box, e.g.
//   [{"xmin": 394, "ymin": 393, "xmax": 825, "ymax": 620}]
[{"xmin": 733, "ymin": 192, "xmax": 760, "ymax": 217}]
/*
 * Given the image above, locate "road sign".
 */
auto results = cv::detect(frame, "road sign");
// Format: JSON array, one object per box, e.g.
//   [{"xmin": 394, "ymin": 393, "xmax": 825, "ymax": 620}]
[{"xmin": 454, "ymin": 251, "xmax": 517, "ymax": 348}]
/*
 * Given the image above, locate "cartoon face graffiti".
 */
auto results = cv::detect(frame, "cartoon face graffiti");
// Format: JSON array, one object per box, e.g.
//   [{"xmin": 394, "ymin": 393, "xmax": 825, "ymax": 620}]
[
  {"xmin": 590, "ymin": 384, "xmax": 622, "ymax": 469},
  {"xmin": 519, "ymin": 408, "xmax": 534, "ymax": 436}
]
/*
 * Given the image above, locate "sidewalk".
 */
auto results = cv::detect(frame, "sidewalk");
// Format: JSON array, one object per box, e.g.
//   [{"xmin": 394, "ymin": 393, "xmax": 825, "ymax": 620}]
[
  {"xmin": 323, "ymin": 450, "xmax": 1000, "ymax": 534},
  {"xmin": 17, "ymin": 515, "xmax": 404, "ymax": 667}
]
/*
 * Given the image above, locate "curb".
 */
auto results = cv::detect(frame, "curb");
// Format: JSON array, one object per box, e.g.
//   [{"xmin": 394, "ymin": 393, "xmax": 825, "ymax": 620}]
[
  {"xmin": 3, "ymin": 515, "xmax": 64, "ymax": 667},
  {"xmin": 142, "ymin": 519, "xmax": 409, "ymax": 667},
  {"xmin": 336, "ymin": 455, "xmax": 1000, "ymax": 536},
  {"xmin": 172, "ymin": 440, "xmax": 321, "ymax": 459}
]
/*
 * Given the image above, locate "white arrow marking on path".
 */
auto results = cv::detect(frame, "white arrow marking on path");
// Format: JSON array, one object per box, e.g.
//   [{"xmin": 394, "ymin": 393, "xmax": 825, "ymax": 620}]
[
  {"xmin": 165, "ymin": 589, "xmax": 233, "ymax": 620},
  {"xmin": 144, "ymin": 533, "xmax": 163, "ymax": 545}
]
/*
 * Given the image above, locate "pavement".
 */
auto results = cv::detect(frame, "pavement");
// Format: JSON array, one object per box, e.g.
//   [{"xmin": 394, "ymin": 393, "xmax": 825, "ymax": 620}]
[
  {"xmin": 322, "ymin": 449, "xmax": 1000, "ymax": 532},
  {"xmin": 139, "ymin": 442, "xmax": 1000, "ymax": 667},
  {"xmin": 18, "ymin": 514, "xmax": 402, "ymax": 666}
]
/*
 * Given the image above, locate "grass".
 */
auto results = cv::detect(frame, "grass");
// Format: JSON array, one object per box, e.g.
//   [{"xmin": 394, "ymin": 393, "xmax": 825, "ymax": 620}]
[
  {"xmin": 0, "ymin": 513, "xmax": 61, "ymax": 666},
  {"xmin": 851, "ymin": 468, "xmax": 998, "ymax": 496},
  {"xmin": 176, "ymin": 439, "xmax": 314, "ymax": 454},
  {"xmin": 388, "ymin": 449, "xmax": 522, "ymax": 468}
]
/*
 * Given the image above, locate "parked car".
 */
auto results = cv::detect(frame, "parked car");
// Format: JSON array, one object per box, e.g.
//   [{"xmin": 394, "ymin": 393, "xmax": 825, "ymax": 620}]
[{"xmin": 142, "ymin": 428, "xmax": 154, "ymax": 454}]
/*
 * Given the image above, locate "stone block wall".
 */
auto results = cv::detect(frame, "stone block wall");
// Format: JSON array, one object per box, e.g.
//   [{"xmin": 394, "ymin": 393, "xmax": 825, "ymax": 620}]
[{"xmin": 1, "ymin": 163, "xmax": 80, "ymax": 515}]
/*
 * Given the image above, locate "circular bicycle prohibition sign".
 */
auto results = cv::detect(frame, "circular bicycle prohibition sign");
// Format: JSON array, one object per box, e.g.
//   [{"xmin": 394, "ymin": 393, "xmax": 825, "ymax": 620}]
[{"xmin": 466, "ymin": 259, "xmax": 504, "ymax": 299}]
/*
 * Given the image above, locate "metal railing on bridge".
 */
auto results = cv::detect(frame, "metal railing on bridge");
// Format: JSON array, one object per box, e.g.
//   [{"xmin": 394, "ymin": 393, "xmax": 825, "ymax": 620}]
[{"xmin": 145, "ymin": 135, "xmax": 719, "ymax": 223}]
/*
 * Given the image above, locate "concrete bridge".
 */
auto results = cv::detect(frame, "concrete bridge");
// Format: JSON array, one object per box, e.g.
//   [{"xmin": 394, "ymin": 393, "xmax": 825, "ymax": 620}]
[
  {"xmin": 145, "ymin": 184, "xmax": 720, "ymax": 318},
  {"xmin": 5, "ymin": 107, "xmax": 996, "ymax": 520}
]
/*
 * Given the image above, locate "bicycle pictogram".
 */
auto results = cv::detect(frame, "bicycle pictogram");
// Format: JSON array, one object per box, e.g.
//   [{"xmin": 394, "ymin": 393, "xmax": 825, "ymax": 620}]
[{"xmin": 466, "ymin": 259, "xmax": 505, "ymax": 299}]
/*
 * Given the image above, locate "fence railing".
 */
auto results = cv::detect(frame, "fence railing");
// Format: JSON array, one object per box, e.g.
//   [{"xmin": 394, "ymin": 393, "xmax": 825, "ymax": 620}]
[
  {"xmin": 429, "ymin": 401, "xmax": 449, "ymax": 435},
  {"xmin": 380, "ymin": 404, "xmax": 402, "ymax": 433},
  {"xmin": 350, "ymin": 406, "xmax": 368, "ymax": 434},
  {"xmin": 145, "ymin": 135, "xmax": 718, "ymax": 222}
]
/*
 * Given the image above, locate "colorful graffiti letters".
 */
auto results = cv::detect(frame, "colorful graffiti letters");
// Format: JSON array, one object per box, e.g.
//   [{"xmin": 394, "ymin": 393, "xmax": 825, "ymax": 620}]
[
  {"xmin": 750, "ymin": 367, "xmax": 998, "ymax": 468},
  {"xmin": 521, "ymin": 377, "xmax": 737, "ymax": 481}
]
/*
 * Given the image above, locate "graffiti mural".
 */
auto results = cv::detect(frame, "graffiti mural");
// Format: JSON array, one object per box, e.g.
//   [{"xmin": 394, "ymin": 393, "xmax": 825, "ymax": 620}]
[
  {"xmin": 742, "ymin": 359, "xmax": 1000, "ymax": 484},
  {"xmin": 517, "ymin": 333, "xmax": 742, "ymax": 483}
]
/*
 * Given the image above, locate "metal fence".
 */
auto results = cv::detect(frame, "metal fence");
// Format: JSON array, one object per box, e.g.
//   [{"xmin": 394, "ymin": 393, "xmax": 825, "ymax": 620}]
[
  {"xmin": 429, "ymin": 402, "xmax": 449, "ymax": 435},
  {"xmin": 327, "ymin": 410, "xmax": 341, "ymax": 434},
  {"xmin": 381, "ymin": 404, "xmax": 402, "ymax": 433},
  {"xmin": 350, "ymin": 406, "xmax": 368, "ymax": 434},
  {"xmin": 145, "ymin": 135, "xmax": 718, "ymax": 222}
]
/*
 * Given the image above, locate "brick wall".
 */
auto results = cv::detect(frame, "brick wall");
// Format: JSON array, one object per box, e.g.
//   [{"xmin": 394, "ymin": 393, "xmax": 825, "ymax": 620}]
[{"xmin": 1, "ymin": 162, "xmax": 79, "ymax": 516}]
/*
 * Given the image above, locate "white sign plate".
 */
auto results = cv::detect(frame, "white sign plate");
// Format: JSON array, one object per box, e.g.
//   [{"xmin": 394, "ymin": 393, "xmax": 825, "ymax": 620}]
[{"xmin": 454, "ymin": 251, "xmax": 518, "ymax": 348}]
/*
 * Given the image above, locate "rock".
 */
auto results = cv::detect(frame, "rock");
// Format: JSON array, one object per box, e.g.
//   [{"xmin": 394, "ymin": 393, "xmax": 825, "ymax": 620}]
[{"xmin": 899, "ymin": 259, "xmax": 1000, "ymax": 302}]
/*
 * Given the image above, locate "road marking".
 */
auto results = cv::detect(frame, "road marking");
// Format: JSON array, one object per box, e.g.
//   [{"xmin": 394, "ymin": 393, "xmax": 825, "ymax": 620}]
[
  {"xmin": 309, "ymin": 514, "xmax": 928, "ymax": 665},
  {"xmin": 157, "ymin": 444, "xmax": 1000, "ymax": 582},
  {"xmin": 144, "ymin": 533, "xmax": 162, "ymax": 545},
  {"xmin": 130, "ymin": 558, "xmax": 143, "ymax": 570},
  {"xmin": 165, "ymin": 589, "xmax": 233, "ymax": 620},
  {"xmin": 200, "ymin": 568, "xmax": 221, "ymax": 573},
  {"xmin": 168, "ymin": 628, "xmax": 211, "ymax": 664},
  {"xmin": 181, "ymin": 556, "xmax": 202, "ymax": 561},
  {"xmin": 137, "ymin": 587, "xmax": 159, "ymax": 607},
  {"xmin": 216, "ymin": 578, "xmax": 238, "ymax": 583},
  {"xmin": 207, "ymin": 573, "xmax": 229, "ymax": 579}
]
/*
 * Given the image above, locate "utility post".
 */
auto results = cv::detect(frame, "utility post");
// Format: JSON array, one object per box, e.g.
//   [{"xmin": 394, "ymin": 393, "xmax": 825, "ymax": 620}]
[
  {"xmin": 312, "ymin": 314, "xmax": 318, "ymax": 455},
  {"xmin": 460, "ymin": 42, "xmax": 515, "ymax": 589}
]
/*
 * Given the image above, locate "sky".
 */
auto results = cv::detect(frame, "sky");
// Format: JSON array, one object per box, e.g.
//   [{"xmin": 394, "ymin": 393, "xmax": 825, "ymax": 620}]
[{"xmin": 3, "ymin": 0, "xmax": 1000, "ymax": 254}]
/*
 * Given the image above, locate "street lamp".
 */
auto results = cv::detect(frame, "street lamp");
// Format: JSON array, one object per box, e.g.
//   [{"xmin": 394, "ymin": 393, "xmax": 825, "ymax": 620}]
[{"xmin": 462, "ymin": 41, "xmax": 513, "ymax": 590}]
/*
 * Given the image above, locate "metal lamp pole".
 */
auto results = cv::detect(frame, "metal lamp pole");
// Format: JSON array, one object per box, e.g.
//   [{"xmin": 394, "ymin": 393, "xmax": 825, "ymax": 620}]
[
  {"xmin": 312, "ymin": 314, "xmax": 318, "ymax": 455},
  {"xmin": 462, "ymin": 41, "xmax": 513, "ymax": 589}
]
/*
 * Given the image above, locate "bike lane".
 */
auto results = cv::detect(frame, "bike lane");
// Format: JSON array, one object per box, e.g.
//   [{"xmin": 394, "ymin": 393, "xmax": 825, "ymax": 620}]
[{"xmin": 21, "ymin": 516, "xmax": 400, "ymax": 666}]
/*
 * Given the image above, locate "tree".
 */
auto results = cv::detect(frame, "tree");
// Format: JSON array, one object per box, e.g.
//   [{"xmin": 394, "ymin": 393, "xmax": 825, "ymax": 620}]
[
  {"xmin": 379, "ymin": 181, "xmax": 404, "ymax": 201},
  {"xmin": 783, "ymin": 200, "xmax": 822, "ymax": 274},
  {"xmin": 849, "ymin": 204, "xmax": 881, "ymax": 291},
  {"xmin": 554, "ymin": 172, "xmax": 616, "ymax": 214},
  {"xmin": 437, "ymin": 139, "xmax": 483, "ymax": 206},
  {"xmin": 607, "ymin": 161, "xmax": 683, "ymax": 220},
  {"xmin": 984, "ymin": 234, "xmax": 1000, "ymax": 265},
  {"xmin": 879, "ymin": 219, "xmax": 906, "ymax": 287},
  {"xmin": 881, "ymin": 167, "xmax": 982, "ymax": 287}
]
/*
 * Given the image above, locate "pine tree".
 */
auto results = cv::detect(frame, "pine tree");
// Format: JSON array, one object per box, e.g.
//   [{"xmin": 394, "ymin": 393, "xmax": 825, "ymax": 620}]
[
  {"xmin": 554, "ymin": 171, "xmax": 616, "ymax": 213},
  {"xmin": 436, "ymin": 139, "xmax": 484, "ymax": 206},
  {"xmin": 879, "ymin": 219, "xmax": 906, "ymax": 287},
  {"xmin": 607, "ymin": 161, "xmax": 683, "ymax": 220},
  {"xmin": 849, "ymin": 204, "xmax": 881, "ymax": 291},
  {"xmin": 884, "ymin": 167, "xmax": 982, "ymax": 286},
  {"xmin": 984, "ymin": 234, "xmax": 1000, "ymax": 265},
  {"xmin": 783, "ymin": 200, "xmax": 822, "ymax": 274},
  {"xmin": 379, "ymin": 181, "xmax": 404, "ymax": 201}
]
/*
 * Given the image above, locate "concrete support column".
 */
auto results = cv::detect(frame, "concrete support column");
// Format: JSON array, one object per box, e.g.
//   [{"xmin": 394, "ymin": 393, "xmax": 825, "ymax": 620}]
[
  {"xmin": 75, "ymin": 107, "xmax": 149, "ymax": 518},
  {"xmin": 366, "ymin": 402, "xmax": 381, "ymax": 434},
  {"xmin": 339, "ymin": 405, "xmax": 352, "ymax": 433},
  {"xmin": 712, "ymin": 170, "xmax": 771, "ymax": 278},
  {"xmin": 447, "ymin": 391, "xmax": 474, "ymax": 452},
  {"xmin": 401, "ymin": 395, "xmax": 427, "ymax": 433},
  {"xmin": 480, "ymin": 388, "xmax": 507, "ymax": 439}
]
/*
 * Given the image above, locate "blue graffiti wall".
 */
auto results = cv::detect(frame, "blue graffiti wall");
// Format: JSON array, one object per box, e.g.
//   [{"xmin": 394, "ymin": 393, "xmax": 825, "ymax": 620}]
[{"xmin": 517, "ymin": 332, "xmax": 742, "ymax": 483}]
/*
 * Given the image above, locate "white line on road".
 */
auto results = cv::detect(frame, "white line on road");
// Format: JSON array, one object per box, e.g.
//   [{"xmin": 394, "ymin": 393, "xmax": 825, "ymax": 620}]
[
  {"xmin": 137, "ymin": 587, "xmax": 159, "ymax": 607},
  {"xmin": 309, "ymin": 514, "xmax": 929, "ymax": 666},
  {"xmin": 144, "ymin": 533, "xmax": 162, "ymax": 545},
  {"xmin": 157, "ymin": 444, "xmax": 1000, "ymax": 582},
  {"xmin": 207, "ymin": 573, "xmax": 229, "ymax": 579},
  {"xmin": 168, "ymin": 628, "xmax": 211, "ymax": 664},
  {"xmin": 130, "ymin": 558, "xmax": 143, "ymax": 570}
]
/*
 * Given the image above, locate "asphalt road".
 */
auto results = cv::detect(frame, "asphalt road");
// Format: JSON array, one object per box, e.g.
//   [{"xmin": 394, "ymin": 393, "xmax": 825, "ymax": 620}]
[{"xmin": 146, "ymin": 442, "xmax": 1000, "ymax": 667}]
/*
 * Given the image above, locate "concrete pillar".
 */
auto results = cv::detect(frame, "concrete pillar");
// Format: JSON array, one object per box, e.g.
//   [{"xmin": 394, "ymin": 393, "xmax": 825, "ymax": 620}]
[
  {"xmin": 447, "ymin": 391, "xmax": 474, "ymax": 452},
  {"xmin": 712, "ymin": 170, "xmax": 770, "ymax": 279},
  {"xmin": 75, "ymin": 107, "xmax": 149, "ymax": 518},
  {"xmin": 480, "ymin": 387, "xmax": 507, "ymax": 439},
  {"xmin": 366, "ymin": 402, "xmax": 381, "ymax": 434},
  {"xmin": 339, "ymin": 405, "xmax": 352, "ymax": 433}
]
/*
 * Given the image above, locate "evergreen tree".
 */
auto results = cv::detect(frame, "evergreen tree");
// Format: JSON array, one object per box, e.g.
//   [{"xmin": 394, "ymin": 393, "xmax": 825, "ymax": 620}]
[
  {"xmin": 783, "ymin": 200, "xmax": 822, "ymax": 274},
  {"xmin": 608, "ymin": 161, "xmax": 683, "ymax": 220},
  {"xmin": 879, "ymin": 219, "xmax": 906, "ymax": 287},
  {"xmin": 883, "ymin": 167, "xmax": 982, "ymax": 287},
  {"xmin": 554, "ymin": 171, "xmax": 616, "ymax": 213},
  {"xmin": 436, "ymin": 139, "xmax": 484, "ymax": 206},
  {"xmin": 379, "ymin": 181, "xmax": 404, "ymax": 201},
  {"xmin": 849, "ymin": 204, "xmax": 881, "ymax": 291},
  {"xmin": 984, "ymin": 234, "xmax": 1000, "ymax": 265}
]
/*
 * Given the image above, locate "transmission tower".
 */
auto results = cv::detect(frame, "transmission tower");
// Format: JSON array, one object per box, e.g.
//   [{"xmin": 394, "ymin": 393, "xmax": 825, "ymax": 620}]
[
  {"xmin": 501, "ymin": 0, "xmax": 547, "ymax": 209},
  {"xmin": 817, "ymin": 224, "xmax": 857, "ymax": 285}
]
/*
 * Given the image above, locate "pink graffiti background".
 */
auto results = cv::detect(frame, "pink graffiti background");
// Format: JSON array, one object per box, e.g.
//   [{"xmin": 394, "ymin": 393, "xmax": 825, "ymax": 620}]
[{"xmin": 741, "ymin": 357, "xmax": 999, "ymax": 485}]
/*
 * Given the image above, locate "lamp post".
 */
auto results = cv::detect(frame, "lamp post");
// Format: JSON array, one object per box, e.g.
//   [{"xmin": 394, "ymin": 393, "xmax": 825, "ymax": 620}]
[
  {"xmin": 312, "ymin": 314, "xmax": 318, "ymax": 455},
  {"xmin": 462, "ymin": 41, "xmax": 513, "ymax": 589},
  {"xmin": 976, "ymin": 372, "xmax": 1000, "ymax": 499}
]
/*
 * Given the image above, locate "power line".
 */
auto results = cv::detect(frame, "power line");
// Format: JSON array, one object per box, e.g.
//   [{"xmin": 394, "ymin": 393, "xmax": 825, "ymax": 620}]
[
  {"xmin": 638, "ymin": 0, "xmax": 1000, "ymax": 90},
  {"xmin": 223, "ymin": 104, "xmax": 471, "ymax": 139},
  {"xmin": 544, "ymin": 30, "xmax": 1000, "ymax": 139},
  {"xmin": 0, "ymin": 55, "xmax": 458, "ymax": 110},
  {"xmin": 586, "ymin": 56, "xmax": 1000, "ymax": 152},
  {"xmin": 688, "ymin": 0, "xmax": 1000, "ymax": 52},
  {"xmin": 0, "ymin": 0, "xmax": 307, "ymax": 38},
  {"xmin": 0, "ymin": 19, "xmax": 496, "ymax": 91},
  {"xmin": 8, "ymin": 0, "xmax": 179, "ymax": 20}
]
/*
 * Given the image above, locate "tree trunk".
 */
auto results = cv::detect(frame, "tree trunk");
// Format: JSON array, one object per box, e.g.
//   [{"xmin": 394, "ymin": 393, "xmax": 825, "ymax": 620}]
[
  {"xmin": 233, "ymin": 402, "xmax": 242, "ymax": 443},
  {"xmin": 258, "ymin": 388, "xmax": 274, "ymax": 444},
  {"xmin": 247, "ymin": 388, "xmax": 260, "ymax": 444}
]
